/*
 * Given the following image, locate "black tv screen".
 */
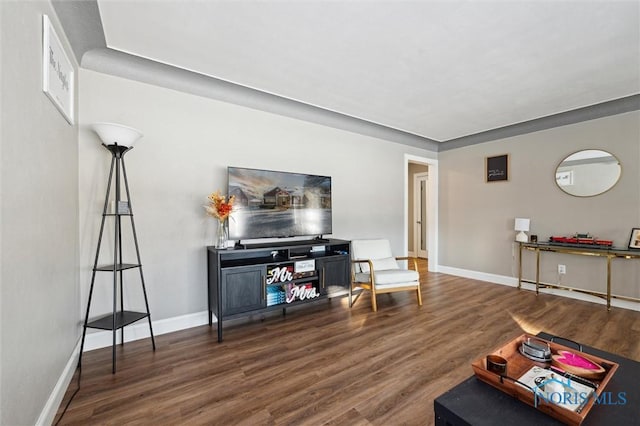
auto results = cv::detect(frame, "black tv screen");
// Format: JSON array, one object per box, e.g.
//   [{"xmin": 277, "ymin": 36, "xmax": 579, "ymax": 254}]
[{"xmin": 228, "ymin": 167, "xmax": 332, "ymax": 240}]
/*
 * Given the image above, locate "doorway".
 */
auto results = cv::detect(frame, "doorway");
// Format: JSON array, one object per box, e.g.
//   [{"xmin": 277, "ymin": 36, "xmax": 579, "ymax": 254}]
[
  {"xmin": 405, "ymin": 154, "xmax": 438, "ymax": 272},
  {"xmin": 414, "ymin": 172, "xmax": 429, "ymax": 258}
]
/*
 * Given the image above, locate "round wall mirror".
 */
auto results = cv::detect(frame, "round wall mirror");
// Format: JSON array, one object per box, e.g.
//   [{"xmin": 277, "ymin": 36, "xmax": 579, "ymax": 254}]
[{"xmin": 555, "ymin": 149, "xmax": 621, "ymax": 197}]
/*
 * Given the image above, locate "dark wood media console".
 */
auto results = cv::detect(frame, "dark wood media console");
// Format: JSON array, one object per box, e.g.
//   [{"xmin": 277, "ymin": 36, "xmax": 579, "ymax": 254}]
[{"xmin": 207, "ymin": 238, "xmax": 350, "ymax": 342}]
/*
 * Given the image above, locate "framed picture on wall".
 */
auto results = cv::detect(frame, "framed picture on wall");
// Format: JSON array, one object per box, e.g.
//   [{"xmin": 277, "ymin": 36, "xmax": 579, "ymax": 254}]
[
  {"xmin": 42, "ymin": 14, "xmax": 75, "ymax": 125},
  {"xmin": 486, "ymin": 154, "xmax": 509, "ymax": 182},
  {"xmin": 628, "ymin": 228, "xmax": 640, "ymax": 250}
]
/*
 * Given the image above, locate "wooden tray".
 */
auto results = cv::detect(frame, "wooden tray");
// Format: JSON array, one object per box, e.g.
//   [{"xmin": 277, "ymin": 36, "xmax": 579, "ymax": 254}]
[{"xmin": 471, "ymin": 334, "xmax": 619, "ymax": 425}]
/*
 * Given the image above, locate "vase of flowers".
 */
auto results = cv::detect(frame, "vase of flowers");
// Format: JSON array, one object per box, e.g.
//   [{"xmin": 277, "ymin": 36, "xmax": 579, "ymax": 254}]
[
  {"xmin": 205, "ymin": 191, "xmax": 235, "ymax": 248},
  {"xmin": 214, "ymin": 219, "xmax": 228, "ymax": 249}
]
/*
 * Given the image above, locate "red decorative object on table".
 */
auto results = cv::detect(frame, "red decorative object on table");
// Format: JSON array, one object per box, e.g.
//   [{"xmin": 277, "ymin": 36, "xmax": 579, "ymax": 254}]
[{"xmin": 549, "ymin": 233, "xmax": 613, "ymax": 248}]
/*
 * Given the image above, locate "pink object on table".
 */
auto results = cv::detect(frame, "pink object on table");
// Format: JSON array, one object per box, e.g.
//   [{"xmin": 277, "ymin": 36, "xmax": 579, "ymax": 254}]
[
  {"xmin": 552, "ymin": 350, "xmax": 606, "ymax": 380},
  {"xmin": 555, "ymin": 351, "xmax": 600, "ymax": 370}
]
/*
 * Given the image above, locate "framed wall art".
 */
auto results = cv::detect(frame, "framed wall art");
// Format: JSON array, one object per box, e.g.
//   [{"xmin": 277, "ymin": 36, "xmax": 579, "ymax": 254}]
[
  {"xmin": 486, "ymin": 154, "xmax": 509, "ymax": 182},
  {"xmin": 42, "ymin": 14, "xmax": 74, "ymax": 125},
  {"xmin": 628, "ymin": 228, "xmax": 640, "ymax": 250}
]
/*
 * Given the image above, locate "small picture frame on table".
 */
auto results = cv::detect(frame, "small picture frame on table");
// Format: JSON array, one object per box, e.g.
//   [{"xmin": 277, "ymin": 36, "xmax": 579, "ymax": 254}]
[
  {"xmin": 628, "ymin": 228, "xmax": 640, "ymax": 249},
  {"xmin": 486, "ymin": 154, "xmax": 509, "ymax": 182}
]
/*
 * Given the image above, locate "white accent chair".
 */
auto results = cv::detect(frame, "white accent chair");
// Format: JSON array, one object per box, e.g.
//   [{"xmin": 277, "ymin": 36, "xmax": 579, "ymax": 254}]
[{"xmin": 350, "ymin": 239, "xmax": 422, "ymax": 311}]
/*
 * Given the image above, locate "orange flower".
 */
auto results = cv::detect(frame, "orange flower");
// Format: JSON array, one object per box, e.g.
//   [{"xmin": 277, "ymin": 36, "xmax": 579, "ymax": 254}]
[{"xmin": 205, "ymin": 191, "xmax": 235, "ymax": 221}]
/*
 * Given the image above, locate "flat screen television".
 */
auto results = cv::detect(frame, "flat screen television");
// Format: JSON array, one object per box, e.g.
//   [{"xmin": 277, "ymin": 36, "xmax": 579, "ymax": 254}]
[{"xmin": 227, "ymin": 167, "xmax": 332, "ymax": 241}]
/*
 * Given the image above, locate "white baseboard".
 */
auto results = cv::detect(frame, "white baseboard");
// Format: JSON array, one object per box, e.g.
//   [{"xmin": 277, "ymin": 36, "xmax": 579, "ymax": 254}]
[
  {"xmin": 36, "ymin": 340, "xmax": 81, "ymax": 426},
  {"xmin": 438, "ymin": 265, "xmax": 519, "ymax": 287},
  {"xmin": 437, "ymin": 265, "xmax": 640, "ymax": 312},
  {"xmin": 83, "ymin": 310, "xmax": 212, "ymax": 352}
]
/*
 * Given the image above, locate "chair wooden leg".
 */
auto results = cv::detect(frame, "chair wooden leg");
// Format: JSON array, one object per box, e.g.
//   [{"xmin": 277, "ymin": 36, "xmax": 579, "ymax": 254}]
[
  {"xmin": 416, "ymin": 286, "xmax": 423, "ymax": 306},
  {"xmin": 351, "ymin": 289, "xmax": 362, "ymax": 308},
  {"xmin": 371, "ymin": 294, "xmax": 377, "ymax": 311}
]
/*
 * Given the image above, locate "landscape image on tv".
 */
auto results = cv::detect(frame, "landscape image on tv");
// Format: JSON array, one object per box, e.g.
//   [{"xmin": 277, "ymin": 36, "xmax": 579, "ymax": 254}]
[{"xmin": 228, "ymin": 167, "xmax": 332, "ymax": 240}]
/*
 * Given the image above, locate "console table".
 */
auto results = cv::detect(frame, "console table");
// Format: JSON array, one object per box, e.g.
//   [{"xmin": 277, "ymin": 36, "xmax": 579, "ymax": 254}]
[
  {"xmin": 434, "ymin": 332, "xmax": 639, "ymax": 425},
  {"xmin": 517, "ymin": 242, "xmax": 640, "ymax": 310},
  {"xmin": 207, "ymin": 239, "xmax": 350, "ymax": 342}
]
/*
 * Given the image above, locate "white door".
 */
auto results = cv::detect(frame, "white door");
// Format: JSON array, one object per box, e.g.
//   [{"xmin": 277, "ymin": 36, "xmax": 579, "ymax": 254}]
[{"xmin": 414, "ymin": 173, "xmax": 428, "ymax": 258}]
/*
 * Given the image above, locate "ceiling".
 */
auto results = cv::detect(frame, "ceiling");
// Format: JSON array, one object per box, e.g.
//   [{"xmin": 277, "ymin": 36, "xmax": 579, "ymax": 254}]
[{"xmin": 63, "ymin": 1, "xmax": 640, "ymax": 145}]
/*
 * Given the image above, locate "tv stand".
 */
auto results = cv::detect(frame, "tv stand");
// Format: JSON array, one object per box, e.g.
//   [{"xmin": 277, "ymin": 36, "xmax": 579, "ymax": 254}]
[{"xmin": 207, "ymin": 238, "xmax": 350, "ymax": 342}]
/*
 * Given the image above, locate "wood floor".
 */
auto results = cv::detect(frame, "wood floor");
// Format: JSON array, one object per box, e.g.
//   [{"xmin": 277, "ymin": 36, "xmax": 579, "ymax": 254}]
[{"xmin": 55, "ymin": 261, "xmax": 640, "ymax": 425}]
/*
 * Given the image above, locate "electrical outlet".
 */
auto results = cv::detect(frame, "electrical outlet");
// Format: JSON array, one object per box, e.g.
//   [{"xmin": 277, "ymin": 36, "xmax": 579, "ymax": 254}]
[{"xmin": 558, "ymin": 264, "xmax": 566, "ymax": 274}]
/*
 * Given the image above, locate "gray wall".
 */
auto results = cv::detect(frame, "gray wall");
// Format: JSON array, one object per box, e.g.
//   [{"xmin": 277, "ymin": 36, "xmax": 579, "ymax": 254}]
[
  {"xmin": 439, "ymin": 111, "xmax": 640, "ymax": 298},
  {"xmin": 1, "ymin": 1, "xmax": 80, "ymax": 425},
  {"xmin": 78, "ymin": 68, "xmax": 436, "ymax": 328}
]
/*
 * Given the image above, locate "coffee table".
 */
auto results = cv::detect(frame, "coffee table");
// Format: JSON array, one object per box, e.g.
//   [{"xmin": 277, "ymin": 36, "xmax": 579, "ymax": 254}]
[{"xmin": 433, "ymin": 332, "xmax": 639, "ymax": 425}]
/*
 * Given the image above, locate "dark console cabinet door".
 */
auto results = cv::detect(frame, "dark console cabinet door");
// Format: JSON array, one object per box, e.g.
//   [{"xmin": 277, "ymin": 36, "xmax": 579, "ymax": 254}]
[
  {"xmin": 221, "ymin": 265, "xmax": 266, "ymax": 315},
  {"xmin": 317, "ymin": 255, "xmax": 349, "ymax": 296}
]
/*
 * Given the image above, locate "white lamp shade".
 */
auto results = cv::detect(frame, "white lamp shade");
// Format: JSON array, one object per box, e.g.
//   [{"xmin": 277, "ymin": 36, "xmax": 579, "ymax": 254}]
[
  {"xmin": 91, "ymin": 122, "xmax": 143, "ymax": 148},
  {"xmin": 514, "ymin": 218, "xmax": 530, "ymax": 232}
]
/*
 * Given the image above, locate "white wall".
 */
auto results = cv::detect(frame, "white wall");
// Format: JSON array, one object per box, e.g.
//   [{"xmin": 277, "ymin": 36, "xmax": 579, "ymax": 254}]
[
  {"xmin": 78, "ymin": 69, "xmax": 436, "ymax": 327},
  {"xmin": 1, "ymin": 2, "xmax": 80, "ymax": 425},
  {"xmin": 439, "ymin": 111, "xmax": 640, "ymax": 299}
]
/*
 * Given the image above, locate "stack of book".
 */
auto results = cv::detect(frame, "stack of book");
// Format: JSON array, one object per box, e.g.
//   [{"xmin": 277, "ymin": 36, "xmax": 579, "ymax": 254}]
[
  {"xmin": 266, "ymin": 286, "xmax": 286, "ymax": 306},
  {"xmin": 517, "ymin": 366, "xmax": 596, "ymax": 413}
]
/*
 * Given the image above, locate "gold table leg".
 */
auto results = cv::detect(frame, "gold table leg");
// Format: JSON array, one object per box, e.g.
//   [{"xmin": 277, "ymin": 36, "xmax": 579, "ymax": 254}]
[
  {"xmin": 535, "ymin": 248, "xmax": 540, "ymax": 295},
  {"xmin": 518, "ymin": 243, "xmax": 523, "ymax": 290},
  {"xmin": 607, "ymin": 255, "xmax": 612, "ymax": 311}
]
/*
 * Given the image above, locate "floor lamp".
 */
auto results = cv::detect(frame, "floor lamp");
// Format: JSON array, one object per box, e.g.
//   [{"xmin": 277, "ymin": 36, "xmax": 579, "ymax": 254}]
[{"xmin": 79, "ymin": 122, "xmax": 156, "ymax": 374}]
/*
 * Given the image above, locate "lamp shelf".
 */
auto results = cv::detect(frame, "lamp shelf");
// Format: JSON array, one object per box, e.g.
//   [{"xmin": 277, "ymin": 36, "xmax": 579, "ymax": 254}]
[
  {"xmin": 86, "ymin": 311, "xmax": 150, "ymax": 331},
  {"xmin": 94, "ymin": 263, "xmax": 141, "ymax": 272}
]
